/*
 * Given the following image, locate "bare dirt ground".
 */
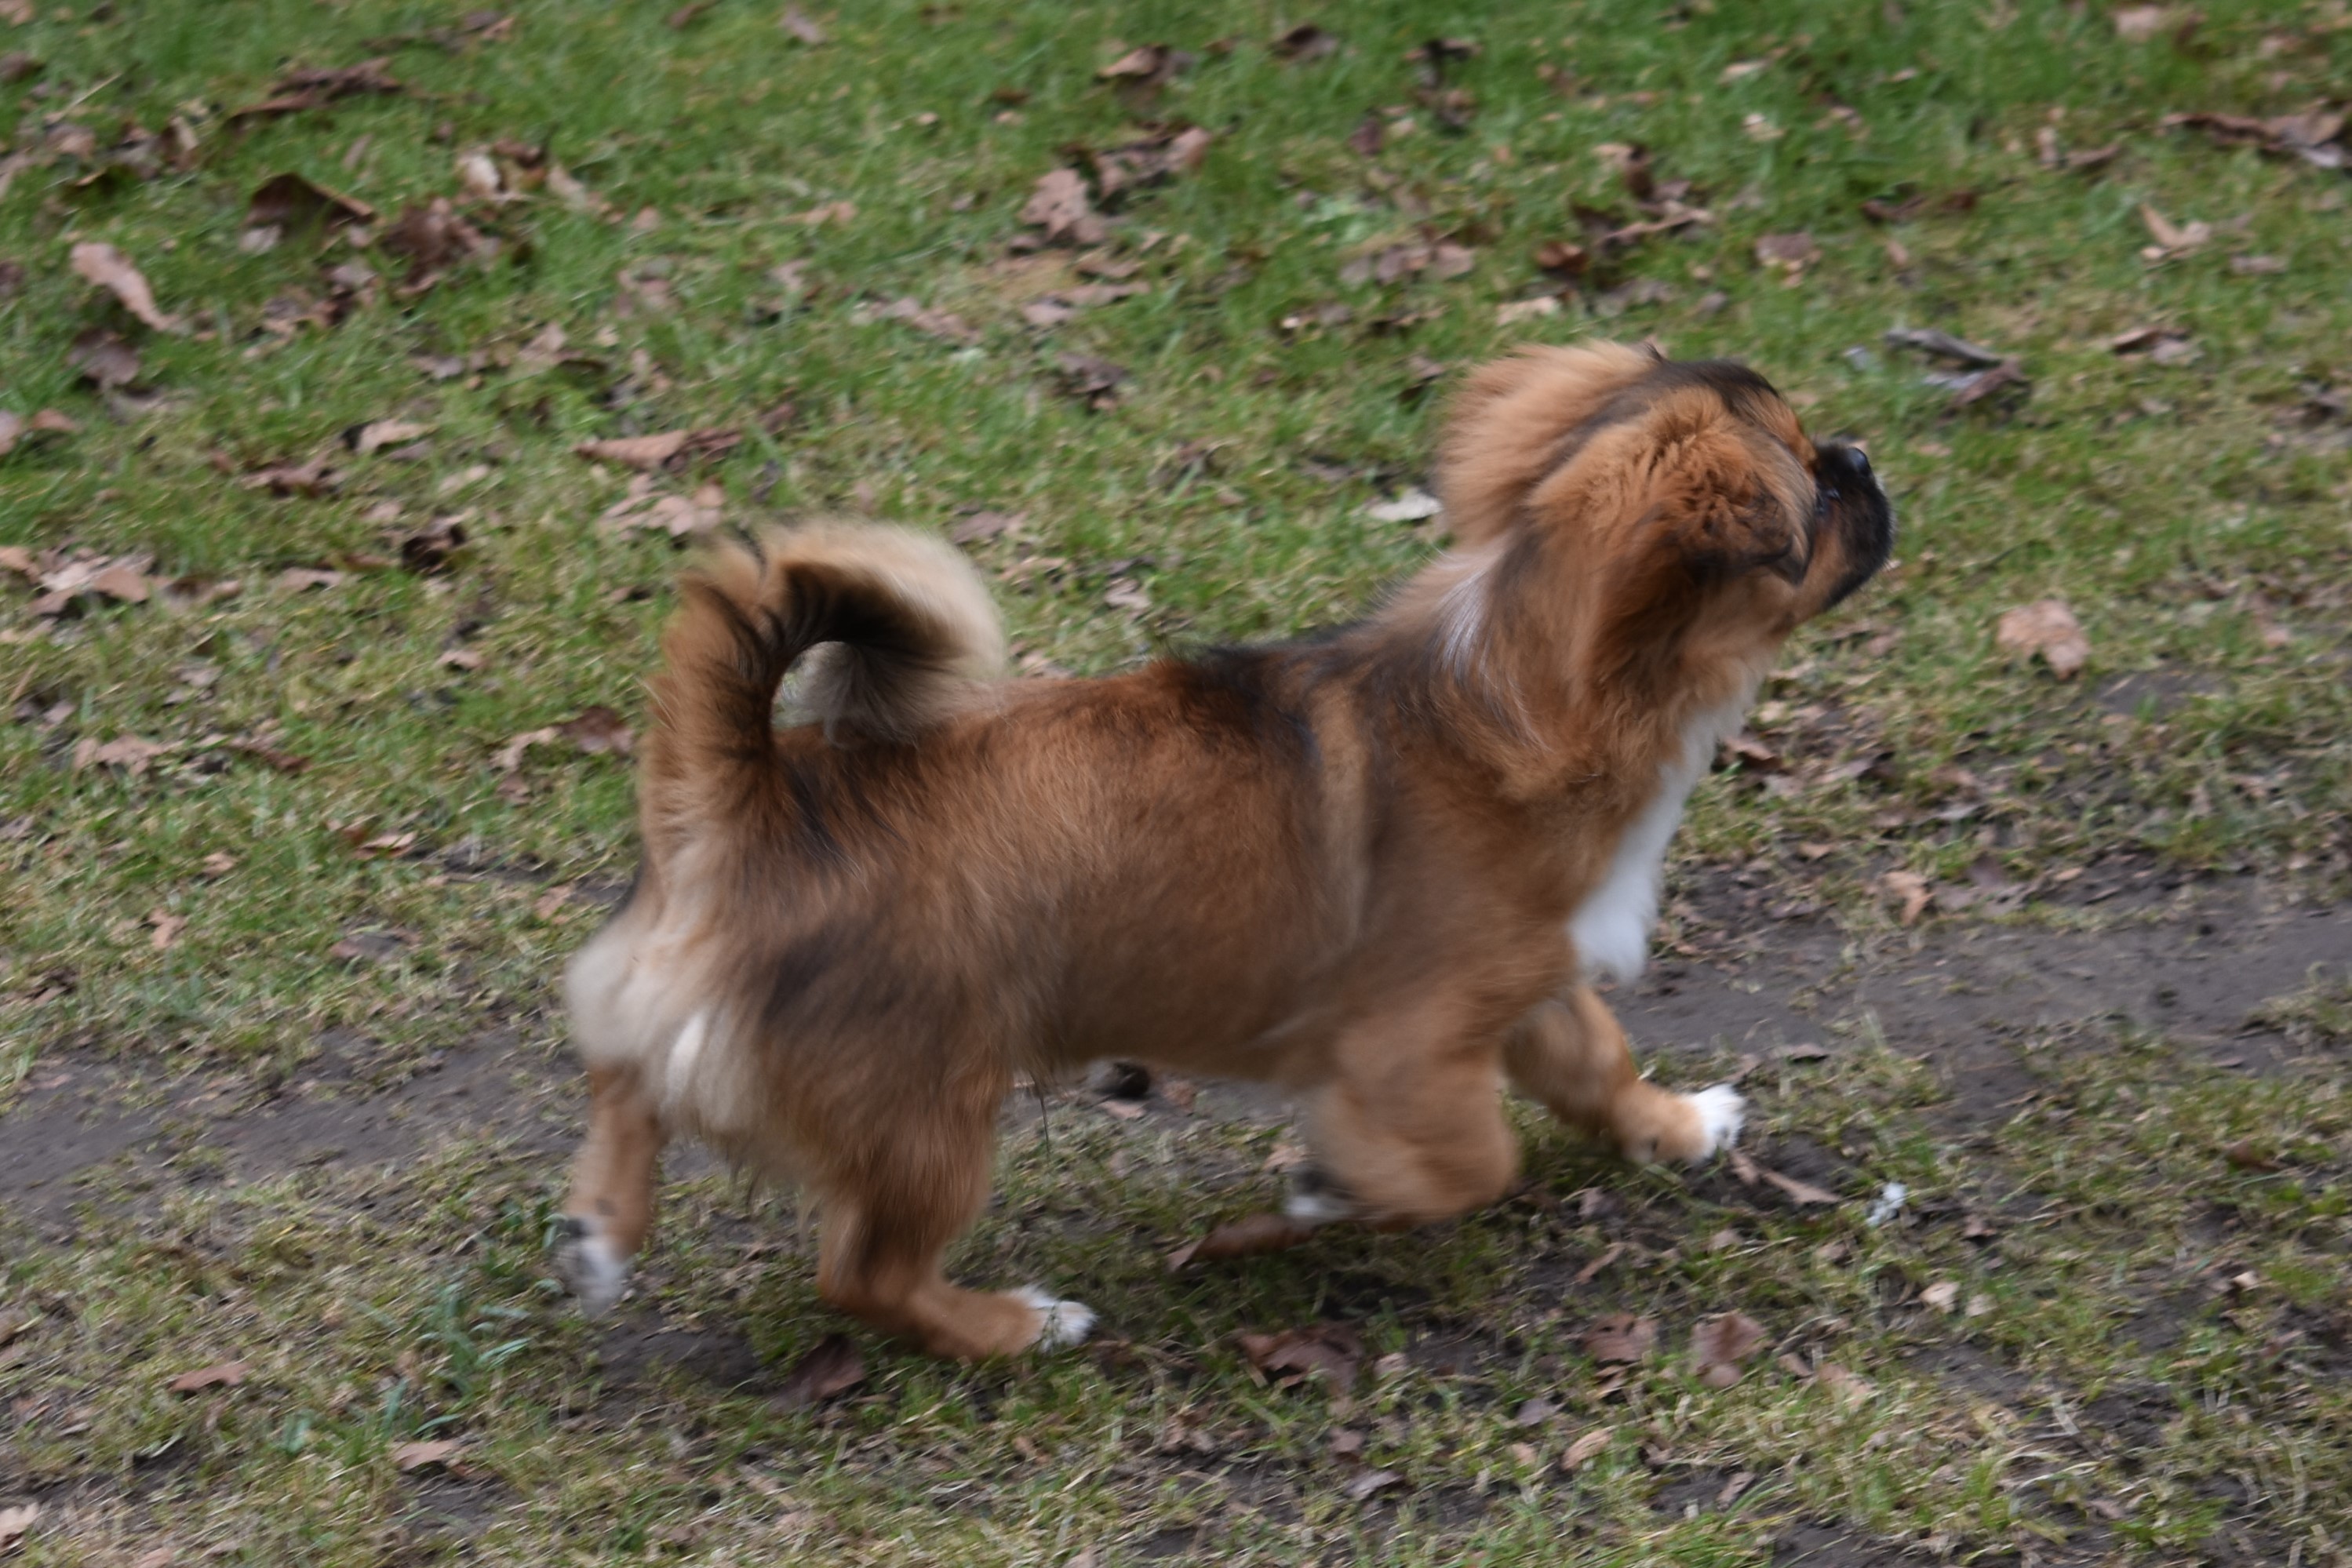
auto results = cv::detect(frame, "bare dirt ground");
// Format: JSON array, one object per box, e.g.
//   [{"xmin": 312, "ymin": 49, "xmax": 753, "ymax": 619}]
[{"xmin": 9, "ymin": 871, "xmax": 2342, "ymax": 1240}]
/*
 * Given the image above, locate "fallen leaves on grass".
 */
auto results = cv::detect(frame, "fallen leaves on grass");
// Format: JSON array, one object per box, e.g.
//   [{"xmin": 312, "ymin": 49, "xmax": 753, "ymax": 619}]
[
  {"xmin": 242, "ymin": 457, "xmax": 341, "ymax": 497},
  {"xmin": 772, "ymin": 1334, "xmax": 865, "ymax": 1409},
  {"xmin": 2164, "ymin": 107, "xmax": 2346, "ymax": 169},
  {"xmin": 1166, "ymin": 1212, "xmax": 1316, "ymax": 1271},
  {"xmin": 242, "ymin": 172, "xmax": 374, "ymax": 253},
  {"xmin": 380, "ymin": 198, "xmax": 494, "ymax": 291},
  {"xmin": 1995, "ymin": 598, "xmax": 2090, "ymax": 678},
  {"xmin": 0, "ymin": 1504, "xmax": 36, "ymax": 1552},
  {"xmin": 147, "ymin": 908, "xmax": 186, "ymax": 951},
  {"xmin": 557, "ymin": 707, "xmax": 632, "ymax": 755},
  {"xmin": 2113, "ymin": 4, "xmax": 2199, "ymax": 45},
  {"xmin": 2110, "ymin": 324, "xmax": 2186, "ymax": 355},
  {"xmin": 1817, "ymin": 1362, "xmax": 1874, "ymax": 1403},
  {"xmin": 1086, "ymin": 125, "xmax": 1211, "ymax": 198},
  {"xmin": 0, "ymin": 408, "xmax": 75, "ymax": 457},
  {"xmin": 1759, "ymin": 1165, "xmax": 1842, "ymax": 1206},
  {"xmin": 573, "ymin": 427, "xmax": 741, "ymax": 472},
  {"xmin": 166, "ymin": 1360, "xmax": 249, "ymax": 1393},
  {"xmin": 1859, "ymin": 188, "xmax": 1979, "ymax": 224},
  {"xmin": 1691, "ymin": 1311, "xmax": 1766, "ymax": 1388},
  {"xmin": 1055, "ymin": 353, "xmax": 1127, "ymax": 409},
  {"xmin": 1345, "ymin": 1468, "xmax": 1405, "ymax": 1501},
  {"xmin": 861, "ymin": 295, "xmax": 980, "ymax": 345},
  {"xmin": 1560, "ymin": 1426, "xmax": 1614, "ymax": 1472},
  {"xmin": 390, "ymin": 1439, "xmax": 464, "ymax": 1472},
  {"xmin": 70, "ymin": 242, "xmax": 180, "ymax": 333},
  {"xmin": 1020, "ymin": 168, "xmax": 1106, "ymax": 246},
  {"xmin": 1272, "ymin": 23, "xmax": 1338, "ymax": 62},
  {"xmin": 1097, "ymin": 43, "xmax": 1192, "ymax": 89},
  {"xmin": 1753, "ymin": 231, "xmax": 1819, "ymax": 272},
  {"xmin": 1338, "ymin": 239, "xmax": 1475, "ymax": 287},
  {"xmin": 350, "ymin": 418, "xmax": 432, "ymax": 456},
  {"xmin": 1236, "ymin": 1322, "xmax": 1363, "ymax": 1389},
  {"xmin": 950, "ymin": 510, "xmax": 1024, "ymax": 545},
  {"xmin": 1918, "ymin": 1280, "xmax": 1961, "ymax": 1314},
  {"xmin": 2138, "ymin": 203, "xmax": 2210, "ymax": 259},
  {"xmin": 1581, "ymin": 1314, "xmax": 1656, "ymax": 1365},
  {"xmin": 231, "ymin": 56, "xmax": 403, "ymax": 122},
  {"xmin": 779, "ymin": 5, "xmax": 828, "ymax": 45},
  {"xmin": 1884, "ymin": 327, "xmax": 2007, "ymax": 368}
]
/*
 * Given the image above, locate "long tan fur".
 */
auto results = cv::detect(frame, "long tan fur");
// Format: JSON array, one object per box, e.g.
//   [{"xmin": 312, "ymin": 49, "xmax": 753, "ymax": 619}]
[{"xmin": 555, "ymin": 344, "xmax": 1894, "ymax": 1360}]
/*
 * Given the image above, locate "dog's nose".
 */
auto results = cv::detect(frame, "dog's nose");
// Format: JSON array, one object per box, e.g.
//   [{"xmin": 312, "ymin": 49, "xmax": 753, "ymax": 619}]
[{"xmin": 1833, "ymin": 444, "xmax": 1871, "ymax": 479}]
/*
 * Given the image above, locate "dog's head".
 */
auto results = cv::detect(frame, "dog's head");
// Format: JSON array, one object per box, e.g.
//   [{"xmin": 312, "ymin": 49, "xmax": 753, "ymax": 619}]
[{"xmin": 1436, "ymin": 342, "xmax": 1892, "ymax": 701}]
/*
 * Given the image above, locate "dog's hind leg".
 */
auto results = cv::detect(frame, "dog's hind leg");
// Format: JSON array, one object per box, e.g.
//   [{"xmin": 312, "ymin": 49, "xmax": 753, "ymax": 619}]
[
  {"xmin": 814, "ymin": 1093, "xmax": 1094, "ymax": 1362},
  {"xmin": 1502, "ymin": 986, "xmax": 1742, "ymax": 1162},
  {"xmin": 555, "ymin": 1063, "xmax": 665, "ymax": 1313}
]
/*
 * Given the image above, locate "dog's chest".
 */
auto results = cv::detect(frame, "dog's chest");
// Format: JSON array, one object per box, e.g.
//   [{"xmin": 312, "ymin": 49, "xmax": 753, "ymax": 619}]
[{"xmin": 1566, "ymin": 695, "xmax": 1752, "ymax": 984}]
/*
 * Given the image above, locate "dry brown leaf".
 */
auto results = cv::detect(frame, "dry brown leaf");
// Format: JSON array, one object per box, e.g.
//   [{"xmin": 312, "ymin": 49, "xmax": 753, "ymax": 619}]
[
  {"xmin": 1754, "ymin": 231, "xmax": 1819, "ymax": 270},
  {"xmin": 952, "ymin": 510, "xmax": 1025, "ymax": 546},
  {"xmin": 867, "ymin": 296, "xmax": 980, "ymax": 344},
  {"xmin": 1816, "ymin": 1362, "xmax": 1874, "ymax": 1403},
  {"xmin": 1272, "ymin": 23, "xmax": 1338, "ymax": 62},
  {"xmin": 2114, "ymin": 4, "xmax": 2197, "ymax": 42},
  {"xmin": 779, "ymin": 5, "xmax": 828, "ymax": 44},
  {"xmin": 166, "ymin": 1359, "xmax": 249, "ymax": 1393},
  {"xmin": 352, "ymin": 419, "xmax": 433, "ymax": 456},
  {"xmin": 1881, "ymin": 868, "xmax": 1932, "ymax": 926},
  {"xmin": 557, "ymin": 707, "xmax": 632, "ymax": 756},
  {"xmin": 75, "ymin": 735, "xmax": 169, "ymax": 775},
  {"xmin": 1573, "ymin": 1241, "xmax": 1626, "ymax": 1285},
  {"xmin": 0, "ymin": 1504, "xmax": 36, "ymax": 1552},
  {"xmin": 1994, "ymin": 598, "xmax": 2089, "ymax": 678},
  {"xmin": 1347, "ymin": 113, "xmax": 1384, "ymax": 157},
  {"xmin": 68, "ymin": 327, "xmax": 140, "ymax": 389},
  {"xmin": 147, "ymin": 908, "xmax": 186, "ymax": 951},
  {"xmin": 1918, "ymin": 1280, "xmax": 1961, "ymax": 1314},
  {"xmin": 1097, "ymin": 43, "xmax": 1192, "ymax": 86},
  {"xmin": 380, "ymin": 198, "xmax": 491, "ymax": 287},
  {"xmin": 2109, "ymin": 325, "xmax": 2183, "ymax": 353},
  {"xmin": 1560, "ymin": 1425, "xmax": 1614, "ymax": 1472},
  {"xmin": 1056, "ymin": 353, "xmax": 1127, "ymax": 408},
  {"xmin": 1236, "ymin": 1322, "xmax": 1363, "ymax": 1388},
  {"xmin": 1020, "ymin": 168, "xmax": 1105, "ymax": 246},
  {"xmin": 201, "ymin": 851, "xmax": 238, "ymax": 875},
  {"xmin": 390, "ymin": 1438, "xmax": 463, "ymax": 1472},
  {"xmin": 1759, "ymin": 1166, "xmax": 1841, "ymax": 1206},
  {"xmin": 1582, "ymin": 1314, "xmax": 1657, "ymax": 1365},
  {"xmin": 1166, "ymin": 1212, "xmax": 1316, "ymax": 1271},
  {"xmin": 573, "ymin": 427, "xmax": 739, "ymax": 473},
  {"xmin": 1345, "ymin": 1468, "xmax": 1404, "ymax": 1501},
  {"xmin": 772, "ymin": 1333, "xmax": 865, "ymax": 1409},
  {"xmin": 1691, "ymin": 1311, "xmax": 1767, "ymax": 1388},
  {"xmin": 246, "ymin": 172, "xmax": 374, "ymax": 236},
  {"xmin": 71, "ymin": 242, "xmax": 181, "ymax": 332},
  {"xmin": 277, "ymin": 566, "xmax": 344, "ymax": 592},
  {"xmin": 2139, "ymin": 203, "xmax": 2211, "ymax": 253}
]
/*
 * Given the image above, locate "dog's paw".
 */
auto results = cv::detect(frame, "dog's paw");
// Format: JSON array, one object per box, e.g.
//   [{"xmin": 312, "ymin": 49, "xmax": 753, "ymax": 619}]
[
  {"xmin": 1280, "ymin": 1166, "xmax": 1362, "ymax": 1227},
  {"xmin": 1012, "ymin": 1285, "xmax": 1097, "ymax": 1352},
  {"xmin": 1681, "ymin": 1083, "xmax": 1746, "ymax": 1160},
  {"xmin": 552, "ymin": 1214, "xmax": 630, "ymax": 1315}
]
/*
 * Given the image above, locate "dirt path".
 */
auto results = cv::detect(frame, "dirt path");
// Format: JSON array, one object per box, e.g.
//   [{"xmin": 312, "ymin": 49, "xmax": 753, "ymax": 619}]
[{"xmin": 8, "ymin": 873, "xmax": 2343, "ymax": 1238}]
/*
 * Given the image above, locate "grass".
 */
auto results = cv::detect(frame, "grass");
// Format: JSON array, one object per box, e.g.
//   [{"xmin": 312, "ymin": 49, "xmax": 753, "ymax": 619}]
[{"xmin": 2, "ymin": 0, "xmax": 2350, "ymax": 1563}]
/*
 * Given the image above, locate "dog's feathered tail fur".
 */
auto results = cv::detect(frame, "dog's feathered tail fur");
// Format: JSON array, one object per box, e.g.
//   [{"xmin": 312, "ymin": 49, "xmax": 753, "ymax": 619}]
[{"xmin": 645, "ymin": 524, "xmax": 1004, "ymax": 809}]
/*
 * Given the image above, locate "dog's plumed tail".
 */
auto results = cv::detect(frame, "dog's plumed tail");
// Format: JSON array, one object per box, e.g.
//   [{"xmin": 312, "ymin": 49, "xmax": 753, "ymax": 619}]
[{"xmin": 648, "ymin": 522, "xmax": 1004, "ymax": 791}]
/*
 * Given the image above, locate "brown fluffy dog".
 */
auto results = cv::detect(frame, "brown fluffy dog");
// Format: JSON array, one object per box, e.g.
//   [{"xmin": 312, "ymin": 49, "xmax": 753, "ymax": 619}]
[{"xmin": 554, "ymin": 342, "xmax": 1893, "ymax": 1359}]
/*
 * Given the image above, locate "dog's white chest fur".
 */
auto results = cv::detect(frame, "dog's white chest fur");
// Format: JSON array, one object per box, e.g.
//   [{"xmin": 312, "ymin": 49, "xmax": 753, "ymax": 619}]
[{"xmin": 1568, "ymin": 693, "xmax": 1753, "ymax": 984}]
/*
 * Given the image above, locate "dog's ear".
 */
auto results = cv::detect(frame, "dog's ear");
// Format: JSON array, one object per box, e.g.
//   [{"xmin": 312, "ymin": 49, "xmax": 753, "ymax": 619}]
[{"xmin": 1436, "ymin": 343, "xmax": 1657, "ymax": 545}]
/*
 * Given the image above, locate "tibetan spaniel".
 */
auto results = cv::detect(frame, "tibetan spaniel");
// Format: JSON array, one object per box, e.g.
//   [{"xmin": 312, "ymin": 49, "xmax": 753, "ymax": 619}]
[{"xmin": 554, "ymin": 342, "xmax": 1893, "ymax": 1359}]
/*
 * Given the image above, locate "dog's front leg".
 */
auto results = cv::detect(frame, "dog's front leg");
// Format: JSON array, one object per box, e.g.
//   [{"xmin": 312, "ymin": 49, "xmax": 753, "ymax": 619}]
[
  {"xmin": 554, "ymin": 1063, "xmax": 666, "ymax": 1312},
  {"xmin": 1502, "ymin": 985, "xmax": 1742, "ymax": 1162}
]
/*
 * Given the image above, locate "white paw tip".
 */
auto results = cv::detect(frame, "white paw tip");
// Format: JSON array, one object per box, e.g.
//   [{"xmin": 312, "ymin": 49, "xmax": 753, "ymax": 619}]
[
  {"xmin": 1013, "ymin": 1285, "xmax": 1097, "ymax": 1351},
  {"xmin": 1685, "ymin": 1083, "xmax": 1747, "ymax": 1159},
  {"xmin": 554, "ymin": 1218, "xmax": 630, "ymax": 1315},
  {"xmin": 1281, "ymin": 1188, "xmax": 1357, "ymax": 1226}
]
